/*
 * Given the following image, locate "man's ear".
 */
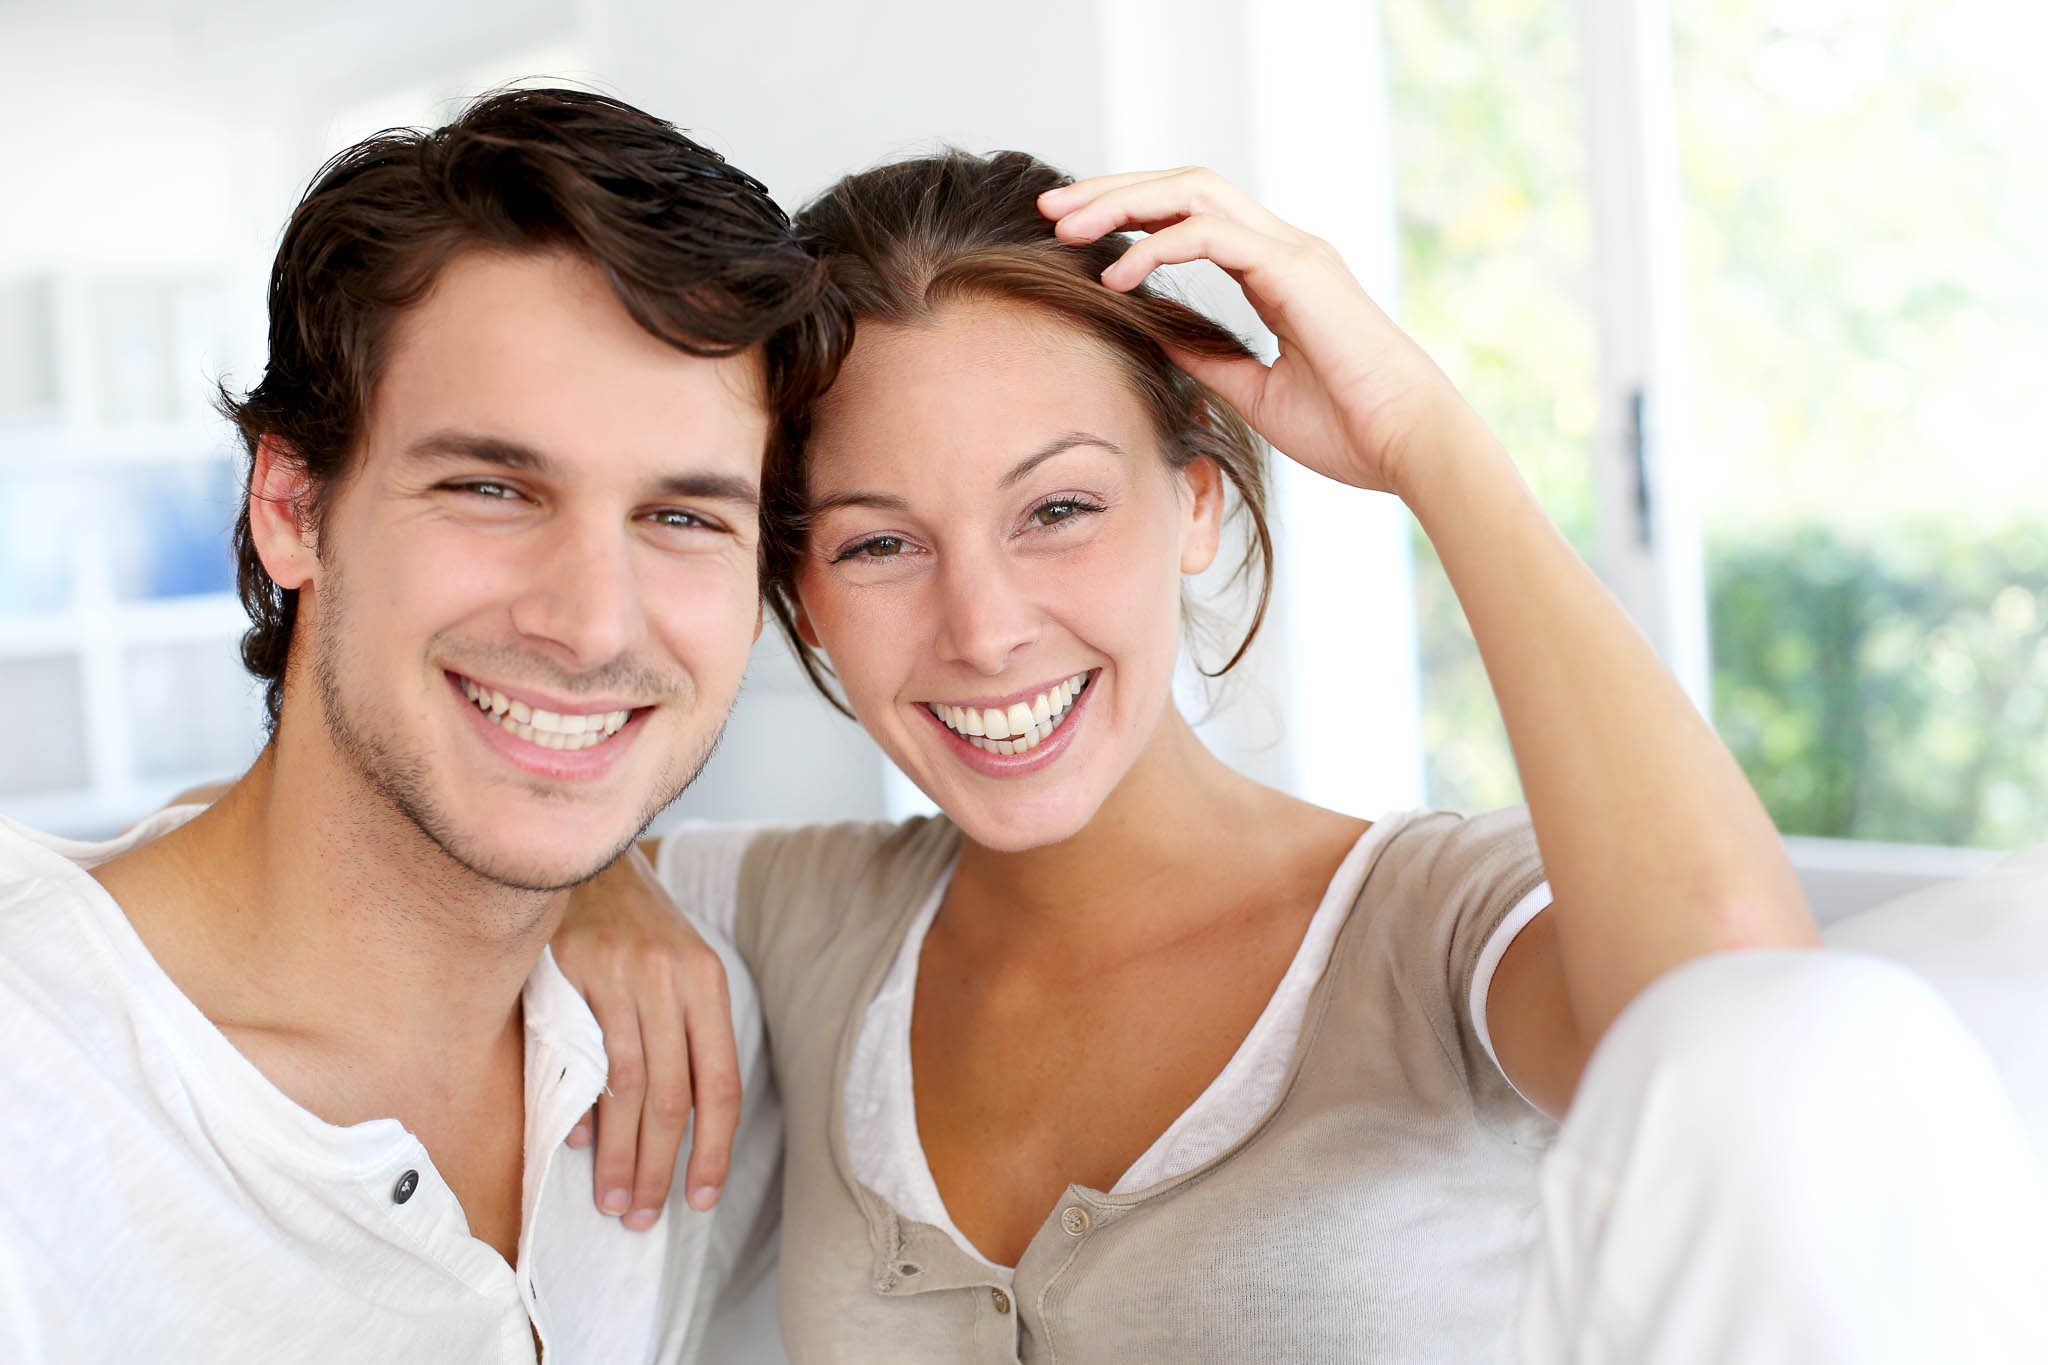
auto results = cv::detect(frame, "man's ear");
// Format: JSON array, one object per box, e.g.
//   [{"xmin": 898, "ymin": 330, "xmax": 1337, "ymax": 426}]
[
  {"xmin": 248, "ymin": 435, "xmax": 320, "ymax": 590},
  {"xmin": 1178, "ymin": 454, "xmax": 1226, "ymax": 576}
]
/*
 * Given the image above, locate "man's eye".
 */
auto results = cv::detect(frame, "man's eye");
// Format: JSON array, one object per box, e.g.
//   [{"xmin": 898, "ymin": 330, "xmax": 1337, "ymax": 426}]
[
  {"xmin": 648, "ymin": 508, "xmax": 711, "ymax": 530},
  {"xmin": 455, "ymin": 481, "xmax": 520, "ymax": 500}
]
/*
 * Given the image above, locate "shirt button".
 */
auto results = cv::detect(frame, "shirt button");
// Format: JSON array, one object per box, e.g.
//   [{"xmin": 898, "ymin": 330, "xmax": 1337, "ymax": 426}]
[
  {"xmin": 392, "ymin": 1170, "xmax": 419, "ymax": 1204},
  {"xmin": 1060, "ymin": 1205, "xmax": 1091, "ymax": 1236},
  {"xmin": 991, "ymin": 1287, "xmax": 1012, "ymax": 1314}
]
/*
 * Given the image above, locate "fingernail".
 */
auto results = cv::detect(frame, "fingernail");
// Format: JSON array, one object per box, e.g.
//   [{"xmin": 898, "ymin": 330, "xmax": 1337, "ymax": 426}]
[
  {"xmin": 601, "ymin": 1188, "xmax": 629, "ymax": 1214},
  {"xmin": 566, "ymin": 1124, "xmax": 592, "ymax": 1147},
  {"xmin": 687, "ymin": 1183, "xmax": 721, "ymax": 1211},
  {"xmin": 624, "ymin": 1209, "xmax": 658, "ymax": 1231}
]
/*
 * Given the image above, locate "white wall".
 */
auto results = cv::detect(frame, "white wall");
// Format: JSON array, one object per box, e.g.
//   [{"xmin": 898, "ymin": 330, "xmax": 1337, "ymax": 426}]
[
  {"xmin": 1, "ymin": 0, "xmax": 1426, "ymax": 835},
  {"xmin": 592, "ymin": 0, "xmax": 1427, "ymax": 831}
]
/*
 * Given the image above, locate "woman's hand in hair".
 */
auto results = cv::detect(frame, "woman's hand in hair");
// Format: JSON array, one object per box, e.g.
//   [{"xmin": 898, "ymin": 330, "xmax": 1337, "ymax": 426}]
[
  {"xmin": 553, "ymin": 842, "xmax": 741, "ymax": 1228},
  {"xmin": 1038, "ymin": 167, "xmax": 1482, "ymax": 503}
]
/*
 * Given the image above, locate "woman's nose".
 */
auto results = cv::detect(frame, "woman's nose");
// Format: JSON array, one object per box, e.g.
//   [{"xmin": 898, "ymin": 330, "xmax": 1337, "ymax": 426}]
[{"xmin": 931, "ymin": 547, "xmax": 1042, "ymax": 676}]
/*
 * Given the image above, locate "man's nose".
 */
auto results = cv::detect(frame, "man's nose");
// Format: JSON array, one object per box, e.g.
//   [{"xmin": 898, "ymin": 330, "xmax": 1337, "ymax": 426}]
[
  {"xmin": 506, "ymin": 513, "xmax": 644, "ymax": 667},
  {"xmin": 931, "ymin": 546, "xmax": 1042, "ymax": 676}
]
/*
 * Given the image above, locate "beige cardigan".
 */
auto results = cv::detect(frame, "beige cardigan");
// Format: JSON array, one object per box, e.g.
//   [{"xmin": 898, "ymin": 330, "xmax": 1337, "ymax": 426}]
[{"xmin": 734, "ymin": 808, "xmax": 1554, "ymax": 1364}]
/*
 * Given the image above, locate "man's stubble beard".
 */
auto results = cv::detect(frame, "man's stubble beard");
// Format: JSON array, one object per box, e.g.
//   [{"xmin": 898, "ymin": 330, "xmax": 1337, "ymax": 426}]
[{"xmin": 309, "ymin": 561, "xmax": 726, "ymax": 895}]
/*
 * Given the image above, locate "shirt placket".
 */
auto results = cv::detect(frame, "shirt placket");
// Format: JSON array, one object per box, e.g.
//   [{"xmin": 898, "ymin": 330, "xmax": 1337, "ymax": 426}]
[{"xmin": 863, "ymin": 1203, "xmax": 1026, "ymax": 1362}]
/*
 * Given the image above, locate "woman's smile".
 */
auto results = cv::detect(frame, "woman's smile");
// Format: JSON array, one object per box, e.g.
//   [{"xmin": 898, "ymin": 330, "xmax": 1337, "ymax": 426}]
[{"xmin": 916, "ymin": 669, "xmax": 1099, "ymax": 775}]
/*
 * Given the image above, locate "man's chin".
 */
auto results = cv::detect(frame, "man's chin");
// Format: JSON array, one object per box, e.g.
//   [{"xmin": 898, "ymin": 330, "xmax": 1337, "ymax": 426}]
[{"xmin": 427, "ymin": 815, "xmax": 644, "ymax": 894}]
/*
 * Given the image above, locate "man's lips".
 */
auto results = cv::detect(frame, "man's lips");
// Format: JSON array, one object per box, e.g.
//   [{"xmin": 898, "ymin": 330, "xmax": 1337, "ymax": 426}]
[{"xmin": 446, "ymin": 670, "xmax": 649, "ymax": 775}]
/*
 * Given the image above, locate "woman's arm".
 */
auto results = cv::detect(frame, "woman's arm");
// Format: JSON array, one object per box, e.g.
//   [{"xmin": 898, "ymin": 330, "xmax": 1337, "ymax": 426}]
[
  {"xmin": 1041, "ymin": 169, "xmax": 1818, "ymax": 1115},
  {"xmin": 555, "ymin": 841, "xmax": 743, "ymax": 1225}
]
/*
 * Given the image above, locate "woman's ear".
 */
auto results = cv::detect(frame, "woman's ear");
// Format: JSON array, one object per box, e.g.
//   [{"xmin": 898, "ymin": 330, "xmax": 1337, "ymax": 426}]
[
  {"xmin": 247, "ymin": 435, "xmax": 321, "ymax": 591},
  {"xmin": 1178, "ymin": 454, "xmax": 1226, "ymax": 576},
  {"xmin": 792, "ymin": 594, "xmax": 823, "ymax": 651}
]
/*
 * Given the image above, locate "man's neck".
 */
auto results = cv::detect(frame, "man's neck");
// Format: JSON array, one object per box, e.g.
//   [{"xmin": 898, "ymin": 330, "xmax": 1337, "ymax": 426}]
[{"xmin": 93, "ymin": 737, "xmax": 564, "ymax": 1127}]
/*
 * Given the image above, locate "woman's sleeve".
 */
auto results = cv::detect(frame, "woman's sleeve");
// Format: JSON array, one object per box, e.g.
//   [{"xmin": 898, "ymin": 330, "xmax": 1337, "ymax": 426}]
[
  {"xmin": 652, "ymin": 820, "xmax": 783, "ymax": 947},
  {"xmin": 1383, "ymin": 807, "xmax": 1555, "ymax": 1135}
]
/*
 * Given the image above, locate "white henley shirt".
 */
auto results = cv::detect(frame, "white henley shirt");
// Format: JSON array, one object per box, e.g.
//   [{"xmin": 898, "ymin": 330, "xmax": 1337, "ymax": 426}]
[{"xmin": 0, "ymin": 807, "xmax": 780, "ymax": 1365}]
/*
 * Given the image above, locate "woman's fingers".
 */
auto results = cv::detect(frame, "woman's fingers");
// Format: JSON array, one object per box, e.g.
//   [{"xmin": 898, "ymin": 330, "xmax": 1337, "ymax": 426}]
[
  {"xmin": 591, "ymin": 999, "xmax": 646, "ymax": 1221},
  {"xmin": 1097, "ymin": 213, "xmax": 1296, "ymax": 299},
  {"xmin": 1169, "ymin": 344, "xmax": 1272, "ymax": 429},
  {"xmin": 678, "ymin": 956, "xmax": 739, "ymax": 1212},
  {"xmin": 1043, "ymin": 166, "xmax": 1293, "ymax": 248},
  {"xmin": 621, "ymin": 971, "xmax": 692, "ymax": 1231}
]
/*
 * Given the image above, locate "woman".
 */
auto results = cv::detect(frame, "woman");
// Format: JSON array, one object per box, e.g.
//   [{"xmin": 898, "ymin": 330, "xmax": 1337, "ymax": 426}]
[{"xmin": 556, "ymin": 153, "xmax": 2046, "ymax": 1361}]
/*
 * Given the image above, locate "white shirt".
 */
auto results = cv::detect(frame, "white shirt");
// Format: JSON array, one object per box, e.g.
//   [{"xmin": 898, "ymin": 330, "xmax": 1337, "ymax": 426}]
[
  {"xmin": 0, "ymin": 808, "xmax": 780, "ymax": 1365},
  {"xmin": 657, "ymin": 818, "xmax": 1550, "ymax": 1284}
]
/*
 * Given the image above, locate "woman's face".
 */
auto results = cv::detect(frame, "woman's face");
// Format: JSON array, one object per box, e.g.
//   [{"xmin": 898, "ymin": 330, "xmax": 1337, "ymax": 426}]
[{"xmin": 795, "ymin": 298, "xmax": 1223, "ymax": 851}]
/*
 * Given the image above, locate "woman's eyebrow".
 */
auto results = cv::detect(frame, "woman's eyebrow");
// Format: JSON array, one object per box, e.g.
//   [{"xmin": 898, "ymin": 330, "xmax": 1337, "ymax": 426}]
[
  {"xmin": 810, "ymin": 432, "xmax": 1124, "ymax": 515},
  {"xmin": 809, "ymin": 489, "xmax": 912, "ymax": 515},
  {"xmin": 998, "ymin": 432, "xmax": 1124, "ymax": 490}
]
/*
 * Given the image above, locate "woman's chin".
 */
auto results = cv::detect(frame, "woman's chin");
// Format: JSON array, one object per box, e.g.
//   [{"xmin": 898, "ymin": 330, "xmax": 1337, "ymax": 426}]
[{"xmin": 920, "ymin": 777, "xmax": 1101, "ymax": 854}]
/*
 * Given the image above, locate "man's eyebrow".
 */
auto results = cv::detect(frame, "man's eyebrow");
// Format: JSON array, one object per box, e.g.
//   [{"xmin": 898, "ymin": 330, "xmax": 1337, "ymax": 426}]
[
  {"xmin": 651, "ymin": 472, "xmax": 760, "ymax": 507},
  {"xmin": 403, "ymin": 429, "xmax": 758, "ymax": 506},
  {"xmin": 404, "ymin": 430, "xmax": 557, "ymax": 475},
  {"xmin": 810, "ymin": 432, "xmax": 1124, "ymax": 516}
]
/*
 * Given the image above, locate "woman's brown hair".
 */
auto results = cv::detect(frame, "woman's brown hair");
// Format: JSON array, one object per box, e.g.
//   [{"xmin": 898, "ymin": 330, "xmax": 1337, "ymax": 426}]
[{"xmin": 771, "ymin": 149, "xmax": 1275, "ymax": 715}]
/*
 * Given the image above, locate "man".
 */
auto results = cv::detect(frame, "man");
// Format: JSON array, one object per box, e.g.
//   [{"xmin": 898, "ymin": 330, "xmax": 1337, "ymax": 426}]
[{"xmin": 0, "ymin": 88, "xmax": 844, "ymax": 1362}]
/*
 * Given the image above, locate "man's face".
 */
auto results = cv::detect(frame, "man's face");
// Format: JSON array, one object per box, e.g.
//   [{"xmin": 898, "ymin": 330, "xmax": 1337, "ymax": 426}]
[{"xmin": 288, "ymin": 249, "xmax": 767, "ymax": 891}]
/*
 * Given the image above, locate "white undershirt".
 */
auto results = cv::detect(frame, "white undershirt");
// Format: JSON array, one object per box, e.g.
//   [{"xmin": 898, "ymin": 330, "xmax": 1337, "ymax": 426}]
[{"xmin": 838, "ymin": 812, "xmax": 1553, "ymax": 1281}]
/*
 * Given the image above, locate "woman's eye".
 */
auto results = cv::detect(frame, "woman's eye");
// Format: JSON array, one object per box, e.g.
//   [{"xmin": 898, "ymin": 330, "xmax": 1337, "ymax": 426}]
[
  {"xmin": 1028, "ymin": 498, "xmax": 1101, "ymax": 529},
  {"xmin": 854, "ymin": 536, "xmax": 904, "ymax": 558},
  {"xmin": 1034, "ymin": 501, "xmax": 1080, "ymax": 526}
]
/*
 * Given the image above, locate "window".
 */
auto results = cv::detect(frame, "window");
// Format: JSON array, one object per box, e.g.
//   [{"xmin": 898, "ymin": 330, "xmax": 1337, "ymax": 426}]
[{"xmin": 1383, "ymin": 0, "xmax": 2042, "ymax": 860}]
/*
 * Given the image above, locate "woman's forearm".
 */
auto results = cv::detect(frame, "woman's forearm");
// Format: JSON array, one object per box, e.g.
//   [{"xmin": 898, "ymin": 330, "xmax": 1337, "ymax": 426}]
[{"xmin": 1401, "ymin": 401, "xmax": 1819, "ymax": 1043}]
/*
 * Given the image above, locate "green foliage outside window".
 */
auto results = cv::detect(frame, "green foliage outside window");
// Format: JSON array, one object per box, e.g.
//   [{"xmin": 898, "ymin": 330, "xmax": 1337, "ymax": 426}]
[{"xmin": 1388, "ymin": 0, "xmax": 2048, "ymax": 848}]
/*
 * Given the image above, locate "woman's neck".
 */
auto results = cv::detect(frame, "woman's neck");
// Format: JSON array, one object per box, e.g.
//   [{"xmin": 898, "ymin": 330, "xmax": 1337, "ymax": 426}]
[{"xmin": 947, "ymin": 706, "xmax": 1309, "ymax": 956}]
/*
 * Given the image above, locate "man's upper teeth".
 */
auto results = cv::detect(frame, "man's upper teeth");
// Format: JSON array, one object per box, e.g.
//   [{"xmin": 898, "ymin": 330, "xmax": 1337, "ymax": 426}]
[
  {"xmin": 462, "ymin": 677, "xmax": 628, "ymax": 738},
  {"xmin": 929, "ymin": 673, "xmax": 1089, "ymax": 750}
]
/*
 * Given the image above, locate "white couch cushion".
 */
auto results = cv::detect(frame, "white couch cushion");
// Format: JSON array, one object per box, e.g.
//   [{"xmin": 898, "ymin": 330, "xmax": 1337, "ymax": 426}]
[{"xmin": 1822, "ymin": 843, "xmax": 2048, "ymax": 1152}]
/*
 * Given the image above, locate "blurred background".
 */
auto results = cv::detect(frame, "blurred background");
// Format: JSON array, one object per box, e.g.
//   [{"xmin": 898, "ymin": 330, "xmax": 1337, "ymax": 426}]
[{"xmin": 3, "ymin": 0, "xmax": 2043, "ymax": 913}]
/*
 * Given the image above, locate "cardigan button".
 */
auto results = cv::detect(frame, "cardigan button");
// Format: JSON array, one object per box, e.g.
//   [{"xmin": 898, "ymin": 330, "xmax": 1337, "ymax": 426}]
[
  {"xmin": 991, "ymin": 1287, "xmax": 1012, "ymax": 1314},
  {"xmin": 1060, "ymin": 1205, "xmax": 1091, "ymax": 1236}
]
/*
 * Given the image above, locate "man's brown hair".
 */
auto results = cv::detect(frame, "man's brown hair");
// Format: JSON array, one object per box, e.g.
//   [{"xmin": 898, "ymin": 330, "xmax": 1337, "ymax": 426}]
[{"xmin": 221, "ymin": 87, "xmax": 849, "ymax": 727}]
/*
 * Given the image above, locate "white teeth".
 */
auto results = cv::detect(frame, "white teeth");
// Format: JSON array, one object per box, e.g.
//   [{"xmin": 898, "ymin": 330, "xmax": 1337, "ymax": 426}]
[
  {"xmin": 461, "ymin": 676, "xmax": 633, "ymax": 753},
  {"xmin": 930, "ymin": 671, "xmax": 1093, "ymax": 755}
]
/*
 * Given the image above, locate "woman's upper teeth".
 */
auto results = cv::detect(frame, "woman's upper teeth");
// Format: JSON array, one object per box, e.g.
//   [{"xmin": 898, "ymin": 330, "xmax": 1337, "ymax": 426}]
[{"xmin": 929, "ymin": 673, "xmax": 1089, "ymax": 749}]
